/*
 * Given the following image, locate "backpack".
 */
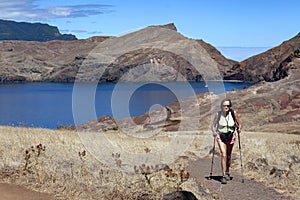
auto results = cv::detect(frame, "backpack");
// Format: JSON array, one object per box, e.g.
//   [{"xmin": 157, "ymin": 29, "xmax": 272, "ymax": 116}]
[{"xmin": 216, "ymin": 109, "xmax": 238, "ymax": 131}]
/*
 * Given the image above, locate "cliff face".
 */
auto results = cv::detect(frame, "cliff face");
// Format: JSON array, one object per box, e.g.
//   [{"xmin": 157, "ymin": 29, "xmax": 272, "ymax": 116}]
[{"xmin": 0, "ymin": 19, "xmax": 77, "ymax": 41}]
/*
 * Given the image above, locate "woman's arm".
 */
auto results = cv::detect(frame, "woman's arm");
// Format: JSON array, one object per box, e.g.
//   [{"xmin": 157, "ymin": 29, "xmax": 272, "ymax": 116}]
[
  {"xmin": 234, "ymin": 111, "xmax": 242, "ymax": 133},
  {"xmin": 211, "ymin": 112, "xmax": 218, "ymax": 136}
]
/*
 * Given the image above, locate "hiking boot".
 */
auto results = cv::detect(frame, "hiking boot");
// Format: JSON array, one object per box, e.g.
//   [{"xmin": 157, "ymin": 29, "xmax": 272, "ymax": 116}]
[
  {"xmin": 225, "ymin": 172, "xmax": 230, "ymax": 181},
  {"xmin": 221, "ymin": 176, "xmax": 227, "ymax": 184}
]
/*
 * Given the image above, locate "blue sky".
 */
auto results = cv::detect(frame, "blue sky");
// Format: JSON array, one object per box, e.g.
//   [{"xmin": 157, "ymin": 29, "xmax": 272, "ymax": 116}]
[{"xmin": 0, "ymin": 0, "xmax": 299, "ymax": 60}]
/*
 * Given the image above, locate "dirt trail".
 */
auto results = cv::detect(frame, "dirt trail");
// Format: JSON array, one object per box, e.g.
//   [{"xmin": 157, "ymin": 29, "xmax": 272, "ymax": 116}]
[
  {"xmin": 0, "ymin": 183, "xmax": 53, "ymax": 200},
  {"xmin": 187, "ymin": 157, "xmax": 294, "ymax": 200}
]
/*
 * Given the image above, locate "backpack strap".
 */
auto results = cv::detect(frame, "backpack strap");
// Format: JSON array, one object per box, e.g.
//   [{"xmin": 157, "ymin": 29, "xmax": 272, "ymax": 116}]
[
  {"xmin": 216, "ymin": 111, "xmax": 222, "ymax": 130},
  {"xmin": 230, "ymin": 109, "xmax": 239, "ymax": 129},
  {"xmin": 230, "ymin": 109, "xmax": 235, "ymax": 121}
]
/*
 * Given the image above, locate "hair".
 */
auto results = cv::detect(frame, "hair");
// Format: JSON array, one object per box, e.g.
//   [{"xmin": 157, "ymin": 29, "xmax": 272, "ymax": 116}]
[{"xmin": 220, "ymin": 98, "xmax": 232, "ymax": 110}]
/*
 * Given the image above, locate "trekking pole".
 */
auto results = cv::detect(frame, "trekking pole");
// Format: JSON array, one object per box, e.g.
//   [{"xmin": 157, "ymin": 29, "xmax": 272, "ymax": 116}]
[
  {"xmin": 208, "ymin": 137, "xmax": 216, "ymax": 179},
  {"xmin": 237, "ymin": 132, "xmax": 245, "ymax": 183}
]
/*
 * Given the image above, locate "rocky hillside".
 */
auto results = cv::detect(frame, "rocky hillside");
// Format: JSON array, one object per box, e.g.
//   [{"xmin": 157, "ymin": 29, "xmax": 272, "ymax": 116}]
[
  {"xmin": 0, "ymin": 19, "xmax": 77, "ymax": 41},
  {"xmin": 0, "ymin": 23, "xmax": 236, "ymax": 83},
  {"xmin": 0, "ymin": 37, "xmax": 110, "ymax": 82}
]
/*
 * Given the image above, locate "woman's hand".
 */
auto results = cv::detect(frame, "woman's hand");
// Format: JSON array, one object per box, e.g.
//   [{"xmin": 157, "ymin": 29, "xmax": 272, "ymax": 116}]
[
  {"xmin": 213, "ymin": 131, "xmax": 218, "ymax": 137},
  {"xmin": 237, "ymin": 127, "xmax": 241, "ymax": 134}
]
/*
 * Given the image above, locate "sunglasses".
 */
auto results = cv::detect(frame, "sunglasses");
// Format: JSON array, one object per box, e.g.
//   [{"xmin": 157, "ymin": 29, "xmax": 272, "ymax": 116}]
[{"xmin": 223, "ymin": 105, "xmax": 230, "ymax": 107}]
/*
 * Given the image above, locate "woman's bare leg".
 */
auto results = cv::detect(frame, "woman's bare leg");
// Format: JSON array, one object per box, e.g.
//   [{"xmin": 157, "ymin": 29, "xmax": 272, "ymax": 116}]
[
  {"xmin": 217, "ymin": 140, "xmax": 227, "ymax": 176},
  {"xmin": 226, "ymin": 144, "xmax": 234, "ymax": 173}
]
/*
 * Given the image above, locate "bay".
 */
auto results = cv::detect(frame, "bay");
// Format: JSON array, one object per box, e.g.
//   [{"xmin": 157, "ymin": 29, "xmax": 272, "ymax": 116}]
[{"xmin": 0, "ymin": 82, "xmax": 251, "ymax": 129}]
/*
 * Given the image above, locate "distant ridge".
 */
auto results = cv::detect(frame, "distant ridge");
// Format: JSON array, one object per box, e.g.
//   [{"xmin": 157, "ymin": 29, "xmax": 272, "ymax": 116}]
[{"xmin": 0, "ymin": 19, "xmax": 77, "ymax": 42}]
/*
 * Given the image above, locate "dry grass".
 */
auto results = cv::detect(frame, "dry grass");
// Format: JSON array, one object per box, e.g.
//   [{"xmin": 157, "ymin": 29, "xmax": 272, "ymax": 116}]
[
  {"xmin": 1, "ymin": 125, "xmax": 299, "ymax": 199},
  {"xmin": 0, "ymin": 126, "xmax": 203, "ymax": 200},
  {"xmin": 234, "ymin": 131, "xmax": 300, "ymax": 199}
]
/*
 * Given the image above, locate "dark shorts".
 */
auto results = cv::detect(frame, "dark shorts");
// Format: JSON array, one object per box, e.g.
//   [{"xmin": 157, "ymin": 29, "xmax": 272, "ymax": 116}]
[{"xmin": 216, "ymin": 132, "xmax": 236, "ymax": 144}]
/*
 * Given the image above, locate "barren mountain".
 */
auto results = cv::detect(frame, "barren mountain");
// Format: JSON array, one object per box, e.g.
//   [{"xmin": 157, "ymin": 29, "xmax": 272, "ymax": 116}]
[
  {"xmin": 1, "ymin": 23, "xmax": 299, "ymax": 84},
  {"xmin": 0, "ymin": 23, "xmax": 236, "ymax": 83}
]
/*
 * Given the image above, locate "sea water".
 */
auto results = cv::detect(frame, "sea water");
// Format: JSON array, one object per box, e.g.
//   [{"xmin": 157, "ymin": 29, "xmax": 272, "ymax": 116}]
[{"xmin": 0, "ymin": 82, "xmax": 251, "ymax": 129}]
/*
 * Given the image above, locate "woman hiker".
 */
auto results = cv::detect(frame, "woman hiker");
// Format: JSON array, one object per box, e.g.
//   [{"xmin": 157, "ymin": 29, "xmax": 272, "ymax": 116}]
[{"xmin": 211, "ymin": 98, "xmax": 242, "ymax": 184}]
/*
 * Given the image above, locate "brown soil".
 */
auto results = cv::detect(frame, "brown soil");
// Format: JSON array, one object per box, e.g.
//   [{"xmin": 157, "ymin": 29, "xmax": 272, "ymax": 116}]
[
  {"xmin": 187, "ymin": 158, "xmax": 294, "ymax": 200},
  {"xmin": 0, "ymin": 183, "xmax": 53, "ymax": 200}
]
